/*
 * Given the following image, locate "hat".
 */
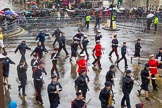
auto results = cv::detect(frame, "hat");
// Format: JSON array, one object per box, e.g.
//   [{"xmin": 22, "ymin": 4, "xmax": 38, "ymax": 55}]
[
  {"xmin": 137, "ymin": 39, "xmax": 141, "ymax": 41},
  {"xmin": 145, "ymin": 63, "xmax": 150, "ymax": 68},
  {"xmin": 76, "ymin": 91, "xmax": 82, "ymax": 96},
  {"xmin": 114, "ymin": 35, "xmax": 117, "ymax": 38},
  {"xmin": 123, "ymin": 42, "xmax": 126, "ymax": 44},
  {"xmin": 78, "ymin": 29, "xmax": 81, "ymax": 32},
  {"xmin": 98, "ymin": 30, "xmax": 101, "ymax": 33},
  {"xmin": 51, "ymin": 75, "xmax": 57, "ymax": 79},
  {"xmin": 39, "ymin": 29, "xmax": 43, "ymax": 32},
  {"xmin": 80, "ymin": 69, "xmax": 86, "ymax": 73},
  {"xmin": 80, "ymin": 53, "xmax": 85, "ymax": 57},
  {"xmin": 96, "ymin": 40, "xmax": 100, "ymax": 43},
  {"xmin": 149, "ymin": 54, "xmax": 154, "ymax": 58},
  {"xmin": 110, "ymin": 65, "xmax": 115, "ymax": 69},
  {"xmin": 126, "ymin": 70, "xmax": 132, "ymax": 74},
  {"xmin": 159, "ymin": 48, "xmax": 162, "ymax": 50},
  {"xmin": 105, "ymin": 81, "xmax": 112, "ymax": 86},
  {"xmin": 84, "ymin": 35, "xmax": 88, "ymax": 38}
]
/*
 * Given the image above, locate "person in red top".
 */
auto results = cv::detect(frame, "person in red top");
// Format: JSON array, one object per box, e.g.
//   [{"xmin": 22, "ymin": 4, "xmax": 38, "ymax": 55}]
[
  {"xmin": 92, "ymin": 40, "xmax": 102, "ymax": 70},
  {"xmin": 148, "ymin": 54, "xmax": 159, "ymax": 91},
  {"xmin": 77, "ymin": 53, "xmax": 88, "ymax": 74}
]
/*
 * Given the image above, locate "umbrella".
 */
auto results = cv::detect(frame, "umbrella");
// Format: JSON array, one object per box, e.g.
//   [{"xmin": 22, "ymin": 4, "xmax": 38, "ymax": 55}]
[
  {"xmin": 147, "ymin": 13, "xmax": 154, "ymax": 18},
  {"xmin": 4, "ymin": 11, "xmax": 14, "ymax": 15},
  {"xmin": 2, "ymin": 8, "xmax": 10, "ymax": 11},
  {"xmin": 119, "ymin": 7, "xmax": 125, "ymax": 11},
  {"xmin": 0, "ymin": 11, "xmax": 4, "ymax": 14},
  {"xmin": 30, "ymin": 1, "xmax": 37, "ymax": 5},
  {"xmin": 108, "ymin": 7, "xmax": 117, "ymax": 11}
]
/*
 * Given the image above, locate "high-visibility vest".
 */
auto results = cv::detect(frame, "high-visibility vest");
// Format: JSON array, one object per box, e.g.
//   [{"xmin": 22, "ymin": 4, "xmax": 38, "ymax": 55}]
[
  {"xmin": 86, "ymin": 16, "xmax": 91, "ymax": 22},
  {"xmin": 154, "ymin": 17, "xmax": 158, "ymax": 24},
  {"xmin": 0, "ymin": 33, "xmax": 3, "ymax": 40},
  {"xmin": 112, "ymin": 15, "xmax": 115, "ymax": 21}
]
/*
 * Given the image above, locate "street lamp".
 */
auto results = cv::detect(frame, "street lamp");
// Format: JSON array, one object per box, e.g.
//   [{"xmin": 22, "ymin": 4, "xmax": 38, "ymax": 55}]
[
  {"xmin": 0, "ymin": 54, "xmax": 5, "ymax": 108},
  {"xmin": 146, "ymin": 0, "xmax": 149, "ymax": 13},
  {"xmin": 110, "ymin": 0, "xmax": 114, "ymax": 29}
]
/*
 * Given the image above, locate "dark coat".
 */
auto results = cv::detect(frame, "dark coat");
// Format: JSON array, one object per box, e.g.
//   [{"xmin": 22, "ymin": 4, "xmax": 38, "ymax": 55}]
[
  {"xmin": 71, "ymin": 99, "xmax": 85, "ymax": 108},
  {"xmin": 99, "ymin": 87, "xmax": 110, "ymax": 106},
  {"xmin": 82, "ymin": 38, "xmax": 89, "ymax": 47},
  {"xmin": 15, "ymin": 43, "xmax": 31, "ymax": 54},
  {"xmin": 17, "ymin": 64, "xmax": 27, "ymax": 81},
  {"xmin": 2, "ymin": 57, "xmax": 15, "ymax": 73},
  {"xmin": 95, "ymin": 34, "xmax": 102, "ymax": 41},
  {"xmin": 31, "ymin": 46, "xmax": 45, "ymax": 59},
  {"xmin": 47, "ymin": 82, "xmax": 62, "ymax": 105},
  {"xmin": 122, "ymin": 76, "xmax": 134, "ymax": 93},
  {"xmin": 135, "ymin": 42, "xmax": 141, "ymax": 53},
  {"xmin": 156, "ymin": 52, "xmax": 162, "ymax": 68},
  {"xmin": 106, "ymin": 70, "xmax": 115, "ymax": 84},
  {"xmin": 141, "ymin": 68, "xmax": 150, "ymax": 84},
  {"xmin": 112, "ymin": 38, "xmax": 118, "ymax": 48},
  {"xmin": 75, "ymin": 75, "xmax": 88, "ymax": 91},
  {"xmin": 52, "ymin": 29, "xmax": 62, "ymax": 39},
  {"xmin": 36, "ymin": 32, "xmax": 48, "ymax": 42},
  {"xmin": 121, "ymin": 46, "xmax": 127, "ymax": 56},
  {"xmin": 33, "ymin": 67, "xmax": 47, "ymax": 80}
]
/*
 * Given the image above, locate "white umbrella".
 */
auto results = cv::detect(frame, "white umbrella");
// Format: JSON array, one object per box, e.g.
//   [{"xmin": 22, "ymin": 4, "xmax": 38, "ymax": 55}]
[
  {"xmin": 108, "ymin": 7, "xmax": 117, "ymax": 11},
  {"xmin": 119, "ymin": 7, "xmax": 125, "ymax": 11},
  {"xmin": 147, "ymin": 13, "xmax": 154, "ymax": 18}
]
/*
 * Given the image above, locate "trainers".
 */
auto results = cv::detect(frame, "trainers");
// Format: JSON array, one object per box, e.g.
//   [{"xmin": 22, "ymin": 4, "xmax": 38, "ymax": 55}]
[{"xmin": 145, "ymin": 97, "xmax": 151, "ymax": 101}]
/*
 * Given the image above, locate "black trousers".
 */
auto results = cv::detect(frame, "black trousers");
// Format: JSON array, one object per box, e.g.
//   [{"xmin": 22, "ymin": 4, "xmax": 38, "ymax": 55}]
[
  {"xmin": 34, "ymin": 79, "xmax": 43, "ymax": 103},
  {"xmin": 154, "ymin": 24, "xmax": 157, "ymax": 31},
  {"xmin": 53, "ymin": 38, "xmax": 59, "ymax": 46},
  {"xmin": 92, "ymin": 56, "xmax": 101, "ymax": 68},
  {"xmin": 80, "ymin": 46, "xmax": 89, "ymax": 57},
  {"xmin": 117, "ymin": 55, "xmax": 127, "ymax": 67},
  {"xmin": 121, "ymin": 91, "xmax": 131, "ymax": 108},
  {"xmin": 56, "ymin": 45, "xmax": 69, "ymax": 57},
  {"xmin": 19, "ymin": 80, "xmax": 26, "ymax": 95},
  {"xmin": 85, "ymin": 21, "xmax": 90, "ymax": 29},
  {"xmin": 151, "ymin": 74, "xmax": 157, "ymax": 89}
]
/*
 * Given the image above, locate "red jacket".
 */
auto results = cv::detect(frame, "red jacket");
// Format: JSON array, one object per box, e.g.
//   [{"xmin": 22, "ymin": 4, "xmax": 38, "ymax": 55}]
[
  {"xmin": 94, "ymin": 43, "xmax": 102, "ymax": 57},
  {"xmin": 148, "ymin": 59, "xmax": 159, "ymax": 75},
  {"xmin": 77, "ymin": 59, "xmax": 88, "ymax": 74}
]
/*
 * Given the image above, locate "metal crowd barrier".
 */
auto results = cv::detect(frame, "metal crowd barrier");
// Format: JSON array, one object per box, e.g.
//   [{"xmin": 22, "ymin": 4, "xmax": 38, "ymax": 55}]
[{"xmin": 1, "ymin": 22, "xmax": 19, "ymax": 34}]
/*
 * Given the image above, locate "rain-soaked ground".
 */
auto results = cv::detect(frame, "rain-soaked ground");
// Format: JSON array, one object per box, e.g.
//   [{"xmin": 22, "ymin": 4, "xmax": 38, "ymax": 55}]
[
  {"xmin": 1, "ymin": 1, "xmax": 162, "ymax": 108},
  {"xmin": 3, "ymin": 22, "xmax": 162, "ymax": 108}
]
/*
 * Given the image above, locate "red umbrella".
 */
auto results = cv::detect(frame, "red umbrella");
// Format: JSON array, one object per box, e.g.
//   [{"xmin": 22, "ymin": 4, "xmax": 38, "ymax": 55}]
[
  {"xmin": 30, "ymin": 1, "xmax": 37, "ymax": 5},
  {"xmin": 0, "ymin": 11, "xmax": 4, "ymax": 14}
]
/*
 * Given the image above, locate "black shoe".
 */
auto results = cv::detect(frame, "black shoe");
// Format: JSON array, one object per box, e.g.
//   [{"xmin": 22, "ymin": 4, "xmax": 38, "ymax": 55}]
[
  {"xmin": 18, "ymin": 86, "xmax": 21, "ymax": 92},
  {"xmin": 109, "ymin": 55, "xmax": 112, "ymax": 58},
  {"xmin": 92, "ymin": 63, "xmax": 96, "ymax": 66},
  {"xmin": 137, "ymin": 90, "xmax": 141, "ymax": 95},
  {"xmin": 125, "ymin": 65, "xmax": 128, "ymax": 68},
  {"xmin": 131, "ymin": 57, "xmax": 132, "ymax": 64},
  {"xmin": 8, "ymin": 85, "xmax": 11, "ymax": 89},
  {"xmin": 99, "ymin": 67, "xmax": 102, "ymax": 70},
  {"xmin": 121, "ymin": 104, "xmax": 126, "ymax": 107},
  {"xmin": 3, "ymin": 82, "xmax": 7, "ymax": 85},
  {"xmin": 23, "ymin": 93, "xmax": 26, "ymax": 96},
  {"xmin": 145, "ymin": 97, "xmax": 151, "ymax": 101}
]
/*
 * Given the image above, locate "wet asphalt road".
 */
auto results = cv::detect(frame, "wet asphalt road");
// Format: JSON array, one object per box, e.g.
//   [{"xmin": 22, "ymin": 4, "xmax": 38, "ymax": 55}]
[
  {"xmin": 1, "ymin": 1, "xmax": 162, "ymax": 108},
  {"xmin": 3, "ymin": 22, "xmax": 162, "ymax": 108}
]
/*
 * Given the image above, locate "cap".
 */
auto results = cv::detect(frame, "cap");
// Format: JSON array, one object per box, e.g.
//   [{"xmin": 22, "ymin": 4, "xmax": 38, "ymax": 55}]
[
  {"xmin": 76, "ymin": 91, "xmax": 82, "ymax": 96},
  {"xmin": 145, "ymin": 63, "xmax": 150, "ymax": 68},
  {"xmin": 137, "ymin": 39, "xmax": 141, "ymax": 41},
  {"xmin": 80, "ymin": 53, "xmax": 85, "ymax": 57},
  {"xmin": 97, "ymin": 29, "xmax": 101, "ymax": 32},
  {"xmin": 110, "ymin": 65, "xmax": 115, "ymax": 69},
  {"xmin": 80, "ymin": 69, "xmax": 86, "ymax": 73},
  {"xmin": 159, "ymin": 48, "xmax": 162, "ymax": 50},
  {"xmin": 149, "ymin": 54, "xmax": 154, "ymax": 58},
  {"xmin": 51, "ymin": 75, "xmax": 57, "ymax": 79},
  {"xmin": 84, "ymin": 35, "xmax": 88, "ymax": 38},
  {"xmin": 126, "ymin": 70, "xmax": 132, "ymax": 74},
  {"xmin": 105, "ymin": 81, "xmax": 112, "ymax": 86},
  {"xmin": 96, "ymin": 40, "xmax": 100, "ymax": 43}
]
